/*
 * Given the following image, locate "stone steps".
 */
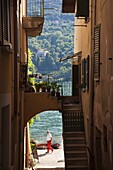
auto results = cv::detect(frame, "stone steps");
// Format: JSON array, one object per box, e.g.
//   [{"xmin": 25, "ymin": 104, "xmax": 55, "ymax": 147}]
[{"xmin": 63, "ymin": 103, "xmax": 89, "ymax": 170}]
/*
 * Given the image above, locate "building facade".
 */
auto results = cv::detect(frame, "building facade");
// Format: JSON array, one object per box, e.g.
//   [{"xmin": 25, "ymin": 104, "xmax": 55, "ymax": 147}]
[
  {"xmin": 0, "ymin": 0, "xmax": 28, "ymax": 169},
  {"xmin": 1, "ymin": 0, "xmax": 113, "ymax": 169},
  {"xmin": 73, "ymin": 0, "xmax": 113, "ymax": 170},
  {"xmin": 0, "ymin": 0, "xmax": 59, "ymax": 169}
]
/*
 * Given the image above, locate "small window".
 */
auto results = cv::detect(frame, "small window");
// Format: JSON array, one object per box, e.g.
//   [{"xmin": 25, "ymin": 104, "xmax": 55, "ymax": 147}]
[{"xmin": 94, "ymin": 24, "xmax": 101, "ymax": 81}]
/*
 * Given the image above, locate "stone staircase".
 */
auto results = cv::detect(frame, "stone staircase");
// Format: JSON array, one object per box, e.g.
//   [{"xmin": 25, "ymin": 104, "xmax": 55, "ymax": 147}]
[
  {"xmin": 62, "ymin": 103, "xmax": 89, "ymax": 170},
  {"xmin": 64, "ymin": 132, "xmax": 88, "ymax": 170}
]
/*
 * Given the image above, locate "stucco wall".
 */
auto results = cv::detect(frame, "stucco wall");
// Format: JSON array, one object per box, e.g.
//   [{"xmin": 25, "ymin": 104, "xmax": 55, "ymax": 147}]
[
  {"xmin": 74, "ymin": 0, "xmax": 92, "ymax": 146},
  {"xmin": 74, "ymin": 0, "xmax": 113, "ymax": 169},
  {"xmin": 93, "ymin": 1, "xmax": 113, "ymax": 169}
]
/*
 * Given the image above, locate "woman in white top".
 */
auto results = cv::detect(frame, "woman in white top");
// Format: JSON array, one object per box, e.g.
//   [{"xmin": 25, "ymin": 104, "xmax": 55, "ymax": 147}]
[{"xmin": 46, "ymin": 130, "xmax": 53, "ymax": 153}]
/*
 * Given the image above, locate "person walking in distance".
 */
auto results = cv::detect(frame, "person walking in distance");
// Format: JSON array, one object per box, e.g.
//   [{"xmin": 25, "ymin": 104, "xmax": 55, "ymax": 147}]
[{"xmin": 46, "ymin": 130, "xmax": 53, "ymax": 153}]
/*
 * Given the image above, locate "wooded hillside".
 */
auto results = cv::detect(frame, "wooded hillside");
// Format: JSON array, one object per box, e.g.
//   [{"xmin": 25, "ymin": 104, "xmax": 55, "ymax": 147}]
[{"xmin": 28, "ymin": 0, "xmax": 74, "ymax": 81}]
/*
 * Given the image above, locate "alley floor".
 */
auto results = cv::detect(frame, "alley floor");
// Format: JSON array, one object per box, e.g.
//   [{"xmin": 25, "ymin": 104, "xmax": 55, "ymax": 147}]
[{"xmin": 33, "ymin": 147, "xmax": 65, "ymax": 170}]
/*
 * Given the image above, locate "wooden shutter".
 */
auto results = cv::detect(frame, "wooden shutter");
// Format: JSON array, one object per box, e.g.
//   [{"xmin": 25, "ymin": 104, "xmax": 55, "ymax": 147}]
[
  {"xmin": 82, "ymin": 58, "xmax": 86, "ymax": 91},
  {"xmin": 3, "ymin": 0, "xmax": 9, "ymax": 41},
  {"xmin": 1, "ymin": 0, "xmax": 11, "ymax": 43},
  {"xmin": 94, "ymin": 25, "xmax": 101, "ymax": 81},
  {"xmin": 0, "ymin": 0, "xmax": 3, "ymax": 44},
  {"xmin": 86, "ymin": 55, "xmax": 89, "ymax": 91}
]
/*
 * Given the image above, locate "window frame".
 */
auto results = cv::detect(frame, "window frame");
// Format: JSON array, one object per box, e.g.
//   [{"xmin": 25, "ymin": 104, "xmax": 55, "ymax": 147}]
[
  {"xmin": 81, "ymin": 55, "xmax": 89, "ymax": 92},
  {"xmin": 0, "ymin": 0, "xmax": 11, "ymax": 46},
  {"xmin": 81, "ymin": 58, "xmax": 86, "ymax": 92},
  {"xmin": 93, "ymin": 24, "xmax": 101, "ymax": 81}
]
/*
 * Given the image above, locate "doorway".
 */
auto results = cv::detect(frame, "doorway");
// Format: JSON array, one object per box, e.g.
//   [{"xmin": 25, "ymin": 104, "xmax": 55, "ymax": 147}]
[
  {"xmin": 72, "ymin": 56, "xmax": 81, "ymax": 99},
  {"xmin": 26, "ymin": 110, "xmax": 65, "ymax": 169},
  {"xmin": 1, "ymin": 105, "xmax": 10, "ymax": 170}
]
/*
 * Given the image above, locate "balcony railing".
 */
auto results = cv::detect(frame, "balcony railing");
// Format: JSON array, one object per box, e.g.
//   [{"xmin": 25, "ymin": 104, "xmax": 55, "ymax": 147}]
[
  {"xmin": 22, "ymin": 0, "xmax": 44, "ymax": 37},
  {"xmin": 27, "ymin": 0, "xmax": 44, "ymax": 17}
]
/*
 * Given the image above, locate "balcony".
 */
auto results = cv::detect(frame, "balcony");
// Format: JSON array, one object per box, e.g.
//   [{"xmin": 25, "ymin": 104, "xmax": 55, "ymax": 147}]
[
  {"xmin": 22, "ymin": 0, "xmax": 44, "ymax": 37},
  {"xmin": 62, "ymin": 0, "xmax": 75, "ymax": 13}
]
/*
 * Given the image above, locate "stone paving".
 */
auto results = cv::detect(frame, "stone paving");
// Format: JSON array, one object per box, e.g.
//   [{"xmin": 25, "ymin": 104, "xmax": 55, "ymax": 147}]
[{"xmin": 33, "ymin": 147, "xmax": 65, "ymax": 169}]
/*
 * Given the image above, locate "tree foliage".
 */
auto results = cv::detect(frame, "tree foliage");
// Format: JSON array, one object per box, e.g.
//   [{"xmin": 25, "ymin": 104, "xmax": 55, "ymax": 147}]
[{"xmin": 28, "ymin": 0, "xmax": 74, "ymax": 80}]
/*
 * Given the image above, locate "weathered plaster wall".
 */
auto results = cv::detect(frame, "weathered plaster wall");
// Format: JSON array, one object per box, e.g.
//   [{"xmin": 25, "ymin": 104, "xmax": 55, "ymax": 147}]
[{"xmin": 24, "ymin": 92, "xmax": 61, "ymax": 126}]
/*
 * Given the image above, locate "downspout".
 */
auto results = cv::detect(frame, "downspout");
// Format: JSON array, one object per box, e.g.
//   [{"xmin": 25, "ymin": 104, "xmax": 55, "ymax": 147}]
[
  {"xmin": 13, "ymin": 0, "xmax": 18, "ymax": 116},
  {"xmin": 89, "ymin": 0, "xmax": 96, "ymax": 169},
  {"xmin": 25, "ymin": 0, "xmax": 30, "ymax": 168},
  {"xmin": 13, "ymin": 0, "xmax": 19, "ymax": 169}
]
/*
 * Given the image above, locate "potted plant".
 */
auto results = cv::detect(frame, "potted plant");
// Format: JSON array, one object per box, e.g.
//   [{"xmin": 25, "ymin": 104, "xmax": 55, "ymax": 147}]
[
  {"xmin": 46, "ymin": 83, "xmax": 51, "ymax": 92},
  {"xmin": 51, "ymin": 81, "xmax": 57, "ymax": 96},
  {"xmin": 40, "ymin": 81, "xmax": 46, "ymax": 92},
  {"xmin": 35, "ymin": 83, "xmax": 41, "ymax": 92},
  {"xmin": 56, "ymin": 85, "xmax": 61, "ymax": 97}
]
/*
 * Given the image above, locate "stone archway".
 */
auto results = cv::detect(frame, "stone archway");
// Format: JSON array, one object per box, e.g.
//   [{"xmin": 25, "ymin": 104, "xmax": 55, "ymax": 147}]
[{"xmin": 24, "ymin": 92, "xmax": 61, "ymax": 127}]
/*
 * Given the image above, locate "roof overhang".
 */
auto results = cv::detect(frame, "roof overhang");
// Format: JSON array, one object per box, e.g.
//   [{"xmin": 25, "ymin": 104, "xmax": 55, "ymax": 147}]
[
  {"xmin": 62, "ymin": 0, "xmax": 89, "ymax": 18},
  {"xmin": 62, "ymin": 0, "xmax": 76, "ymax": 13}
]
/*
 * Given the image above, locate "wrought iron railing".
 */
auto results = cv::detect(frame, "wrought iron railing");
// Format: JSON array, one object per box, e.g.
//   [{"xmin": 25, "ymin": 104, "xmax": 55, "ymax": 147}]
[
  {"xmin": 27, "ymin": 0, "xmax": 44, "ymax": 17},
  {"xmin": 57, "ymin": 79, "xmax": 72, "ymax": 96},
  {"xmin": 63, "ymin": 110, "xmax": 84, "ymax": 132}
]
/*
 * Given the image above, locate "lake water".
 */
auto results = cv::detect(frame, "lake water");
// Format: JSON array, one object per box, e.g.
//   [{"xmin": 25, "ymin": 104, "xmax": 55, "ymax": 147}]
[{"xmin": 29, "ymin": 81, "xmax": 72, "ymax": 144}]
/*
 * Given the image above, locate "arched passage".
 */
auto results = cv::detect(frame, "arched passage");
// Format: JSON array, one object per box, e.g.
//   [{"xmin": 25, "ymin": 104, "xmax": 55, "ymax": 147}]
[
  {"xmin": 24, "ymin": 92, "xmax": 61, "ymax": 127},
  {"xmin": 25, "ymin": 110, "xmax": 65, "ymax": 169},
  {"xmin": 30, "ymin": 110, "xmax": 63, "ymax": 145}
]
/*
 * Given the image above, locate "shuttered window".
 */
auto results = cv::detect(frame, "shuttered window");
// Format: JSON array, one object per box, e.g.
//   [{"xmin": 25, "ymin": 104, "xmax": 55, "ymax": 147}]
[
  {"xmin": 81, "ymin": 56, "xmax": 89, "ymax": 92},
  {"xmin": 94, "ymin": 24, "xmax": 101, "ymax": 81},
  {"xmin": 0, "ymin": 0, "xmax": 3, "ymax": 44},
  {"xmin": 86, "ymin": 55, "xmax": 89, "ymax": 91},
  {"xmin": 82, "ymin": 58, "xmax": 86, "ymax": 91},
  {"xmin": 3, "ymin": 0, "xmax": 9, "ymax": 41},
  {"xmin": 0, "ymin": 0, "xmax": 11, "ymax": 44}
]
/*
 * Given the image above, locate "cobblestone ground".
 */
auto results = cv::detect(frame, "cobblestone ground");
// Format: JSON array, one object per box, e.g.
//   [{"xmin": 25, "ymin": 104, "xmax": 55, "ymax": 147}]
[{"xmin": 33, "ymin": 147, "xmax": 65, "ymax": 169}]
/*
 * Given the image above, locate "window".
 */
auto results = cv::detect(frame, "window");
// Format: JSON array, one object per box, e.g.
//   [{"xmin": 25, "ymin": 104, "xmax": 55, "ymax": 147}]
[
  {"xmin": 94, "ymin": 24, "xmax": 101, "ymax": 81},
  {"xmin": 0, "ymin": 0, "xmax": 3, "ymax": 44},
  {"xmin": 82, "ymin": 58, "xmax": 86, "ymax": 91},
  {"xmin": 86, "ymin": 55, "xmax": 89, "ymax": 91},
  {"xmin": 81, "ymin": 55, "xmax": 89, "ymax": 92},
  {"xmin": 0, "ymin": 0, "xmax": 11, "ymax": 45}
]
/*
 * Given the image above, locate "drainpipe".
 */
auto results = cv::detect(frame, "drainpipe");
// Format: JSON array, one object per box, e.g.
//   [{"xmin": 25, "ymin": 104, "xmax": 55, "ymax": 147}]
[
  {"xmin": 89, "ymin": 0, "xmax": 96, "ymax": 169},
  {"xmin": 13, "ymin": 0, "xmax": 18, "ymax": 115},
  {"xmin": 13, "ymin": 0, "xmax": 19, "ymax": 169}
]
